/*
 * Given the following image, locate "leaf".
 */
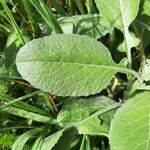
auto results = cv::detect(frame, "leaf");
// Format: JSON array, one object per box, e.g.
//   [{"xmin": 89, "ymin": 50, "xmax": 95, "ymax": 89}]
[
  {"xmin": 78, "ymin": 117, "xmax": 108, "ymax": 136},
  {"xmin": 141, "ymin": 59, "xmax": 150, "ymax": 81},
  {"xmin": 96, "ymin": 0, "xmax": 140, "ymax": 52},
  {"xmin": 80, "ymin": 135, "xmax": 91, "ymax": 150},
  {"xmin": 31, "ymin": 135, "xmax": 45, "ymax": 150},
  {"xmin": 59, "ymin": 14, "xmax": 113, "ymax": 39},
  {"xmin": 0, "ymin": 134, "xmax": 17, "ymax": 148},
  {"xmin": 16, "ymin": 34, "xmax": 139, "ymax": 96},
  {"xmin": 57, "ymin": 96, "xmax": 116, "ymax": 135},
  {"xmin": 2, "ymin": 106, "xmax": 50, "ymax": 123},
  {"xmin": 133, "ymin": 0, "xmax": 150, "ymax": 49},
  {"xmin": 4, "ymin": 31, "xmax": 24, "ymax": 68},
  {"xmin": 52, "ymin": 128, "xmax": 78, "ymax": 150},
  {"xmin": 12, "ymin": 128, "xmax": 41, "ymax": 150},
  {"xmin": 141, "ymin": 0, "xmax": 150, "ymax": 16},
  {"xmin": 41, "ymin": 129, "xmax": 64, "ymax": 150},
  {"xmin": 109, "ymin": 92, "xmax": 150, "ymax": 150},
  {"xmin": 0, "ymin": 92, "xmax": 49, "ymax": 116}
]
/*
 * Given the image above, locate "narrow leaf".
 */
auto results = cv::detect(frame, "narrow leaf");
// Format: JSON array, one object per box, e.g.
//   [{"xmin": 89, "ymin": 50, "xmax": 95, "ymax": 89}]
[
  {"xmin": 41, "ymin": 129, "xmax": 64, "ymax": 150},
  {"xmin": 2, "ymin": 106, "xmax": 50, "ymax": 123},
  {"xmin": 31, "ymin": 135, "xmax": 45, "ymax": 150},
  {"xmin": 52, "ymin": 128, "xmax": 78, "ymax": 150},
  {"xmin": 12, "ymin": 128, "xmax": 41, "ymax": 150}
]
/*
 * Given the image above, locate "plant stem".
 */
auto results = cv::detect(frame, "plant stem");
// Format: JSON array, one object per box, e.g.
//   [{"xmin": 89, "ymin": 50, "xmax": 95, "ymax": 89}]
[
  {"xmin": 86, "ymin": 0, "xmax": 93, "ymax": 14},
  {"xmin": 80, "ymin": 135, "xmax": 86, "ymax": 150},
  {"xmin": 1, "ymin": 0, "xmax": 26, "ymax": 45},
  {"xmin": 127, "ymin": 47, "xmax": 132, "ymax": 69}
]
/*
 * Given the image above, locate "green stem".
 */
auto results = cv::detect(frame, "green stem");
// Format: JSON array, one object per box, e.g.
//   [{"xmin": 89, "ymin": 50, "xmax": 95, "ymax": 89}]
[
  {"xmin": 86, "ymin": 0, "xmax": 93, "ymax": 14},
  {"xmin": 127, "ymin": 48, "xmax": 132, "ymax": 69},
  {"xmin": 0, "ymin": 90, "xmax": 41, "ymax": 110},
  {"xmin": 1, "ymin": 0, "xmax": 26, "ymax": 45},
  {"xmin": 80, "ymin": 135, "xmax": 86, "ymax": 150}
]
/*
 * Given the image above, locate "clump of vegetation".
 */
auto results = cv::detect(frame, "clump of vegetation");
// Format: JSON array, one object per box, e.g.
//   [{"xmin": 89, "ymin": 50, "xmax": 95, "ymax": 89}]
[{"xmin": 0, "ymin": 0, "xmax": 150, "ymax": 150}]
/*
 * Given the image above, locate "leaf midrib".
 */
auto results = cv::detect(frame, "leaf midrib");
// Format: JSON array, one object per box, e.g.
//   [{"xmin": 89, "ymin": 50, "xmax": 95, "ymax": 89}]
[{"xmin": 17, "ymin": 60, "xmax": 141, "ymax": 81}]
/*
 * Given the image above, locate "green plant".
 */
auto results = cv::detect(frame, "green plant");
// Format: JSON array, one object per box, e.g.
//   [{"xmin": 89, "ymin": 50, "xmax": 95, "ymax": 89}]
[{"xmin": 0, "ymin": 0, "xmax": 150, "ymax": 150}]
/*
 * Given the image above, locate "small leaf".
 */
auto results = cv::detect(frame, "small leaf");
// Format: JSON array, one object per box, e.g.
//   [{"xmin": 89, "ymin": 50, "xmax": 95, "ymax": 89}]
[
  {"xmin": 12, "ymin": 128, "xmax": 41, "ymax": 150},
  {"xmin": 96, "ymin": 0, "xmax": 140, "ymax": 52},
  {"xmin": 57, "ymin": 96, "xmax": 116, "ymax": 135},
  {"xmin": 109, "ymin": 92, "xmax": 150, "ymax": 150},
  {"xmin": 16, "ymin": 34, "xmax": 138, "ymax": 96}
]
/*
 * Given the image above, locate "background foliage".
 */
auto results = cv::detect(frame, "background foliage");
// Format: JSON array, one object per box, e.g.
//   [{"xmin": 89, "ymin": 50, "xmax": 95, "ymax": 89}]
[{"xmin": 0, "ymin": 0, "xmax": 150, "ymax": 150}]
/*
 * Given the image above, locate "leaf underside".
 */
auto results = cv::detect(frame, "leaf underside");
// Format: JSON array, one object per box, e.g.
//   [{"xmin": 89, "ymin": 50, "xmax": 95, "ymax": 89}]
[
  {"xmin": 57, "ymin": 96, "xmax": 116, "ymax": 135},
  {"xmin": 109, "ymin": 92, "xmax": 150, "ymax": 150},
  {"xmin": 16, "ymin": 34, "xmax": 126, "ymax": 96}
]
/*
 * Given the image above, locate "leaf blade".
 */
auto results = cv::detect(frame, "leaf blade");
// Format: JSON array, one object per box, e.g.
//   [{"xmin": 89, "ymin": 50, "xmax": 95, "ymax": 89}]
[
  {"xmin": 109, "ymin": 92, "xmax": 150, "ymax": 150},
  {"xmin": 96, "ymin": 0, "xmax": 140, "ymax": 52},
  {"xmin": 16, "ymin": 34, "xmax": 139, "ymax": 96},
  {"xmin": 57, "ymin": 96, "xmax": 116, "ymax": 136},
  {"xmin": 12, "ymin": 128, "xmax": 41, "ymax": 150}
]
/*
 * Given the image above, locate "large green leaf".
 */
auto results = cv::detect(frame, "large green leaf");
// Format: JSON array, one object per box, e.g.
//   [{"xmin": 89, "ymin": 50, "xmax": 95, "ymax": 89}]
[
  {"xmin": 109, "ymin": 92, "xmax": 150, "ymax": 150},
  {"xmin": 57, "ymin": 96, "xmax": 116, "ymax": 135},
  {"xmin": 16, "ymin": 34, "xmax": 139, "ymax": 96},
  {"xmin": 96, "ymin": 0, "xmax": 140, "ymax": 52}
]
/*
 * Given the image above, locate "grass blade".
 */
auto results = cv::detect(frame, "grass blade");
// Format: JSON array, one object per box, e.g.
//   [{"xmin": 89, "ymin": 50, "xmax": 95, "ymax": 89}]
[
  {"xmin": 12, "ymin": 128, "xmax": 42, "ymax": 150},
  {"xmin": 0, "ymin": 92, "xmax": 48, "ymax": 116},
  {"xmin": 73, "ymin": 0, "xmax": 85, "ymax": 14},
  {"xmin": 2, "ymin": 106, "xmax": 51, "ymax": 123},
  {"xmin": 1, "ymin": 0, "xmax": 26, "ymax": 44},
  {"xmin": 29, "ymin": 0, "xmax": 63, "ymax": 33},
  {"xmin": 0, "ymin": 91, "xmax": 41, "ymax": 110},
  {"xmin": 31, "ymin": 134, "xmax": 45, "ymax": 150}
]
